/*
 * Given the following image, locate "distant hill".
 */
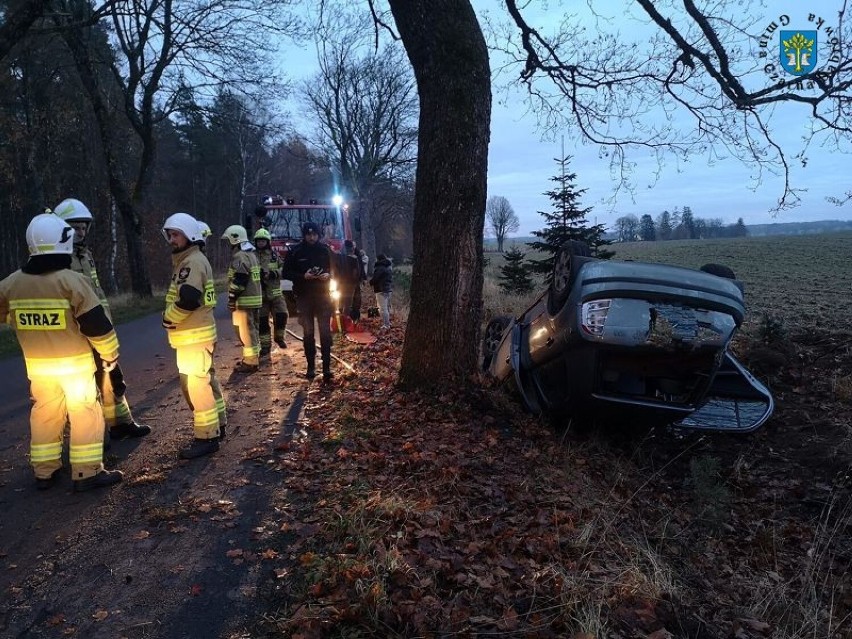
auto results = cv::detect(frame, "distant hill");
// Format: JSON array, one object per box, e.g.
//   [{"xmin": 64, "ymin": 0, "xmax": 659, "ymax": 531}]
[
  {"xmin": 745, "ymin": 219, "xmax": 852, "ymax": 236},
  {"xmin": 485, "ymin": 220, "xmax": 852, "ymax": 249}
]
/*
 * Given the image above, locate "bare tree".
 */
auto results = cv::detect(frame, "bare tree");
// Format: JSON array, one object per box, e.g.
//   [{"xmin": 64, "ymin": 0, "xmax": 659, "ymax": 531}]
[
  {"xmin": 500, "ymin": 0, "xmax": 852, "ymax": 211},
  {"xmin": 486, "ymin": 195, "xmax": 519, "ymax": 252},
  {"xmin": 54, "ymin": 0, "xmax": 297, "ymax": 296},
  {"xmin": 614, "ymin": 214, "xmax": 639, "ymax": 242},
  {"xmin": 305, "ymin": 10, "xmax": 418, "ymax": 264}
]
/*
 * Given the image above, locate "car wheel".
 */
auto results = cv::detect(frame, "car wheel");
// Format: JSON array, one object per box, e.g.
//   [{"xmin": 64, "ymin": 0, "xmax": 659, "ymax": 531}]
[
  {"xmin": 481, "ymin": 316, "xmax": 512, "ymax": 371},
  {"xmin": 548, "ymin": 240, "xmax": 591, "ymax": 315},
  {"xmin": 700, "ymin": 263, "xmax": 736, "ymax": 279},
  {"xmin": 700, "ymin": 263, "xmax": 743, "ymax": 292}
]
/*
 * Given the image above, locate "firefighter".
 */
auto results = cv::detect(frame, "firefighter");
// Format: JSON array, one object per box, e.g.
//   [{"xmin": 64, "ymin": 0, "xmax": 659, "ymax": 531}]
[
  {"xmin": 0, "ymin": 213, "xmax": 123, "ymax": 491},
  {"xmin": 52, "ymin": 198, "xmax": 151, "ymax": 441},
  {"xmin": 162, "ymin": 213, "xmax": 225, "ymax": 459},
  {"xmin": 221, "ymin": 225, "xmax": 263, "ymax": 373},
  {"xmin": 281, "ymin": 221, "xmax": 335, "ymax": 382},
  {"xmin": 253, "ymin": 228, "xmax": 288, "ymax": 355},
  {"xmin": 196, "ymin": 220, "xmax": 213, "ymax": 248}
]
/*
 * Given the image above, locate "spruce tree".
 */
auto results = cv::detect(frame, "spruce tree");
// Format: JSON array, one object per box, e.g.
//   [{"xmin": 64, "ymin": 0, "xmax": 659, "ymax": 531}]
[
  {"xmin": 497, "ymin": 247, "xmax": 534, "ymax": 295},
  {"xmin": 527, "ymin": 154, "xmax": 613, "ymax": 280}
]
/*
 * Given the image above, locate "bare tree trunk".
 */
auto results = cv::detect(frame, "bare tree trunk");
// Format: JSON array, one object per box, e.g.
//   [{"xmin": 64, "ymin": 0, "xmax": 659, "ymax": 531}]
[
  {"xmin": 105, "ymin": 198, "xmax": 119, "ymax": 294},
  {"xmin": 60, "ymin": 20, "xmax": 153, "ymax": 297},
  {"xmin": 388, "ymin": 0, "xmax": 491, "ymax": 387}
]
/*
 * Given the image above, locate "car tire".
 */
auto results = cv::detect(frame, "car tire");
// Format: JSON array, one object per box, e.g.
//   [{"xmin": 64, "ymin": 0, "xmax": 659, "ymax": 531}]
[
  {"xmin": 700, "ymin": 263, "xmax": 736, "ymax": 279},
  {"xmin": 481, "ymin": 315, "xmax": 512, "ymax": 372},
  {"xmin": 548, "ymin": 240, "xmax": 592, "ymax": 315},
  {"xmin": 700, "ymin": 263, "xmax": 743, "ymax": 293}
]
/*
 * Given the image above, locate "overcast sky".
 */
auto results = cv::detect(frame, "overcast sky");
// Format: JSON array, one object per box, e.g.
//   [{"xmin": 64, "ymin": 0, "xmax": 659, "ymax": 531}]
[{"xmin": 287, "ymin": 1, "xmax": 852, "ymax": 235}]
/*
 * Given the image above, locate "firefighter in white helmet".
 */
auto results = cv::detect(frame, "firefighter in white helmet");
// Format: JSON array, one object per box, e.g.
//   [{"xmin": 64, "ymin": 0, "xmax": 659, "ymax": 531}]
[
  {"xmin": 162, "ymin": 213, "xmax": 226, "ymax": 459},
  {"xmin": 52, "ymin": 198, "xmax": 150, "ymax": 442},
  {"xmin": 196, "ymin": 221, "xmax": 212, "ymax": 249},
  {"xmin": 221, "ymin": 225, "xmax": 262, "ymax": 373},
  {"xmin": 253, "ymin": 228, "xmax": 288, "ymax": 355},
  {"xmin": 0, "ymin": 213, "xmax": 123, "ymax": 491}
]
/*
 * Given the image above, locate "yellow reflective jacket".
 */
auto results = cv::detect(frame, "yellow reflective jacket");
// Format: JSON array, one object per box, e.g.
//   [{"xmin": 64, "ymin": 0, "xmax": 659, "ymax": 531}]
[
  {"xmin": 0, "ymin": 268, "xmax": 118, "ymax": 378},
  {"xmin": 164, "ymin": 245, "xmax": 217, "ymax": 348},
  {"xmin": 227, "ymin": 248, "xmax": 262, "ymax": 309},
  {"xmin": 256, "ymin": 248, "xmax": 283, "ymax": 301},
  {"xmin": 70, "ymin": 245, "xmax": 111, "ymax": 318}
]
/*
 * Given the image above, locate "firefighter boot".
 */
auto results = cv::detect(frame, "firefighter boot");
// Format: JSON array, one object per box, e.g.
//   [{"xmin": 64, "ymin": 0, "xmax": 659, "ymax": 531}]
[
  {"xmin": 110, "ymin": 421, "xmax": 152, "ymax": 440},
  {"xmin": 73, "ymin": 469, "xmax": 124, "ymax": 493},
  {"xmin": 179, "ymin": 438, "xmax": 220, "ymax": 459},
  {"xmin": 36, "ymin": 468, "xmax": 62, "ymax": 491},
  {"xmin": 274, "ymin": 312, "xmax": 288, "ymax": 349}
]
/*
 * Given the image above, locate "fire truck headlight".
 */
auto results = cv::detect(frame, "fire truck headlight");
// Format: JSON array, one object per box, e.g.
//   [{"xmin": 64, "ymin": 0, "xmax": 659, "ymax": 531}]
[{"xmin": 332, "ymin": 194, "xmax": 343, "ymax": 207}]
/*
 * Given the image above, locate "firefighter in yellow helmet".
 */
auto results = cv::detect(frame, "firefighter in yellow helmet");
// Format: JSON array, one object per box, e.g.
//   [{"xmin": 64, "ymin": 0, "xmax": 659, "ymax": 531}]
[
  {"xmin": 162, "ymin": 213, "xmax": 226, "ymax": 459},
  {"xmin": 52, "ymin": 198, "xmax": 150, "ymax": 442},
  {"xmin": 221, "ymin": 225, "xmax": 262, "ymax": 373},
  {"xmin": 0, "ymin": 213, "xmax": 123, "ymax": 491},
  {"xmin": 253, "ymin": 228, "xmax": 288, "ymax": 355}
]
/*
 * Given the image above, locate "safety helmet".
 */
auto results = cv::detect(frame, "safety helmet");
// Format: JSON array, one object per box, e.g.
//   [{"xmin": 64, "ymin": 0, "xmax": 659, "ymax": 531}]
[
  {"xmin": 162, "ymin": 212, "xmax": 201, "ymax": 243},
  {"xmin": 221, "ymin": 225, "xmax": 249, "ymax": 245},
  {"xmin": 253, "ymin": 228, "xmax": 272, "ymax": 242},
  {"xmin": 26, "ymin": 213, "xmax": 75, "ymax": 256},
  {"xmin": 197, "ymin": 220, "xmax": 212, "ymax": 240},
  {"xmin": 53, "ymin": 198, "xmax": 93, "ymax": 223}
]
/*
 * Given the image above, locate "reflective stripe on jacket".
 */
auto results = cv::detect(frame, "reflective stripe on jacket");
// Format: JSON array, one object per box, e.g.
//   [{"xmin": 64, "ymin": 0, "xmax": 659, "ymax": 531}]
[
  {"xmin": 71, "ymin": 246, "xmax": 111, "ymax": 318},
  {"xmin": 0, "ymin": 270, "xmax": 116, "ymax": 379},
  {"xmin": 256, "ymin": 249, "xmax": 283, "ymax": 301},
  {"xmin": 165, "ymin": 245, "xmax": 217, "ymax": 348},
  {"xmin": 227, "ymin": 249, "xmax": 263, "ymax": 309}
]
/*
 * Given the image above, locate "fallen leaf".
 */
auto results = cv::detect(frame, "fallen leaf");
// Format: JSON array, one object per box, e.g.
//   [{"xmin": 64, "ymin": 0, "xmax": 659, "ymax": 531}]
[
  {"xmin": 92, "ymin": 609, "xmax": 108, "ymax": 621},
  {"xmin": 133, "ymin": 530, "xmax": 150, "ymax": 540},
  {"xmin": 190, "ymin": 584, "xmax": 202, "ymax": 596}
]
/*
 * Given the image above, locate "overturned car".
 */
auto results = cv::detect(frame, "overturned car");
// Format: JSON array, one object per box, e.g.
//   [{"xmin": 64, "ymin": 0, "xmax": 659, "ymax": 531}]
[{"xmin": 482, "ymin": 241, "xmax": 773, "ymax": 433}]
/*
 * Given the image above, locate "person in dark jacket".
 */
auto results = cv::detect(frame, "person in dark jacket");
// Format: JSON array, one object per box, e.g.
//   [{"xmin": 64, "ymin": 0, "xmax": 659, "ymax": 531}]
[
  {"xmin": 281, "ymin": 222, "xmax": 335, "ymax": 382},
  {"xmin": 339, "ymin": 239, "xmax": 363, "ymax": 322},
  {"xmin": 370, "ymin": 254, "xmax": 393, "ymax": 329}
]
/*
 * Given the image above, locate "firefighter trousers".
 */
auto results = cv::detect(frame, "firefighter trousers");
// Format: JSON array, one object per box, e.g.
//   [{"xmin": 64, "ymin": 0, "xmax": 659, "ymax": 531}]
[
  {"xmin": 259, "ymin": 297, "xmax": 288, "ymax": 350},
  {"xmin": 231, "ymin": 308, "xmax": 260, "ymax": 365},
  {"xmin": 29, "ymin": 373, "xmax": 105, "ymax": 481},
  {"xmin": 176, "ymin": 345, "xmax": 224, "ymax": 440},
  {"xmin": 92, "ymin": 349, "xmax": 134, "ymax": 427}
]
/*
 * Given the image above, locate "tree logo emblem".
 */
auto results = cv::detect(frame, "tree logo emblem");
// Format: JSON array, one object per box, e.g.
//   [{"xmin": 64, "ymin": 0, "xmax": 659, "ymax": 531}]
[{"xmin": 779, "ymin": 30, "xmax": 818, "ymax": 75}]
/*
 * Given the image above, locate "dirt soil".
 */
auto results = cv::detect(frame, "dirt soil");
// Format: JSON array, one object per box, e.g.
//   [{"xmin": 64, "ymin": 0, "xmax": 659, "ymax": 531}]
[{"xmin": 1, "ymin": 313, "xmax": 851, "ymax": 638}]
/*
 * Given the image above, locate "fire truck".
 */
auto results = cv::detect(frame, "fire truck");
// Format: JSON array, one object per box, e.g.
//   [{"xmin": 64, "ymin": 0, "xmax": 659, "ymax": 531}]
[{"xmin": 251, "ymin": 195, "xmax": 356, "ymax": 311}]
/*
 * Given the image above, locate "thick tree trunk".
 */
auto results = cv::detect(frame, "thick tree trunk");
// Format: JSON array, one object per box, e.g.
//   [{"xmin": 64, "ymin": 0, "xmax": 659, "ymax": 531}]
[{"xmin": 388, "ymin": 0, "xmax": 491, "ymax": 387}]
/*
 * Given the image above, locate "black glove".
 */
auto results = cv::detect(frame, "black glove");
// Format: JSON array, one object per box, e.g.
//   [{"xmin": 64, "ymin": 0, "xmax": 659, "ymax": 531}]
[{"xmin": 162, "ymin": 314, "xmax": 176, "ymax": 330}]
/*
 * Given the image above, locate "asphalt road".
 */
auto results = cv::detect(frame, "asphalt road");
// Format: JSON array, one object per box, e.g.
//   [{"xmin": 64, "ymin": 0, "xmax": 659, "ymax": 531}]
[{"xmin": 0, "ymin": 303, "xmax": 312, "ymax": 638}]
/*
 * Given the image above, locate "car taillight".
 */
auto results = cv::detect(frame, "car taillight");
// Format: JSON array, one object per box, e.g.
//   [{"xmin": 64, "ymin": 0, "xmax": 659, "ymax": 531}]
[{"xmin": 581, "ymin": 299, "xmax": 612, "ymax": 336}]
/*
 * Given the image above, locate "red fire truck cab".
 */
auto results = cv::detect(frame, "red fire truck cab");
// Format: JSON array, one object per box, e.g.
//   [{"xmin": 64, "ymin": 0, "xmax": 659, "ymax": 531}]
[{"xmin": 252, "ymin": 195, "xmax": 355, "ymax": 307}]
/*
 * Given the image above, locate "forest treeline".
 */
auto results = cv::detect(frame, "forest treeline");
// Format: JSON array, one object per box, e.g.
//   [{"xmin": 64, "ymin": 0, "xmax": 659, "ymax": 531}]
[{"xmin": 1, "ymin": 4, "xmax": 414, "ymax": 292}]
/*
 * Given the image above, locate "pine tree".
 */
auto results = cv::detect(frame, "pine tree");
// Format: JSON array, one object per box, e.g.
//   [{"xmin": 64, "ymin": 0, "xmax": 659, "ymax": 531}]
[
  {"xmin": 497, "ymin": 247, "xmax": 534, "ymax": 294},
  {"xmin": 527, "ymin": 154, "xmax": 613, "ymax": 279}
]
